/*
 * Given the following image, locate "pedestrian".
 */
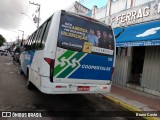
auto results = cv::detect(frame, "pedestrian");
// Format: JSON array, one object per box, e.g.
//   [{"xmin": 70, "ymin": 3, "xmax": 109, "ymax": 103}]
[{"xmin": 87, "ymin": 29, "xmax": 98, "ymax": 47}]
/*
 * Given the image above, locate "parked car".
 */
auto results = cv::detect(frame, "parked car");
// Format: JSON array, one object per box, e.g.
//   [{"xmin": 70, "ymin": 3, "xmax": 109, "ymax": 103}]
[{"xmin": 1, "ymin": 50, "xmax": 8, "ymax": 56}]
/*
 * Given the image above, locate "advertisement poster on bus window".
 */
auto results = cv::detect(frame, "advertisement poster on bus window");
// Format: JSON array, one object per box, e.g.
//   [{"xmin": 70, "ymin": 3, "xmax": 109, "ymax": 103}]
[{"xmin": 57, "ymin": 13, "xmax": 115, "ymax": 56}]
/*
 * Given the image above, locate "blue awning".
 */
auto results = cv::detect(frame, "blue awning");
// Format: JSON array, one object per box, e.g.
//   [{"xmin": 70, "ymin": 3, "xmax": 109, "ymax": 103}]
[
  {"xmin": 113, "ymin": 27, "xmax": 124, "ymax": 37},
  {"xmin": 114, "ymin": 20, "xmax": 160, "ymax": 47}
]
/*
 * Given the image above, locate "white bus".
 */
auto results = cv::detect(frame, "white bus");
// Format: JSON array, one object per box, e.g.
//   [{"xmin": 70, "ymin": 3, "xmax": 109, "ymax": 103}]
[{"xmin": 20, "ymin": 10, "xmax": 116, "ymax": 94}]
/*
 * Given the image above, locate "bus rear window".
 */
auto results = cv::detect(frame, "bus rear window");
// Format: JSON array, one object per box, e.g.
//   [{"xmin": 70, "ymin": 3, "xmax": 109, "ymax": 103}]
[{"xmin": 57, "ymin": 13, "xmax": 115, "ymax": 56}]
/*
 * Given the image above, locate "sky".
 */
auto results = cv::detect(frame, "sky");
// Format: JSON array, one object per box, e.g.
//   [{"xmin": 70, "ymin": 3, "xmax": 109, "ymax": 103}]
[
  {"xmin": 0, "ymin": 0, "xmax": 77, "ymax": 42},
  {"xmin": 79, "ymin": 0, "xmax": 107, "ymax": 9}
]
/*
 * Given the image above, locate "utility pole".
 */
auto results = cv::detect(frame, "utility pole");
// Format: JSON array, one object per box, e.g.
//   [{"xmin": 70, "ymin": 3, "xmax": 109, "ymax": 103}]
[
  {"xmin": 130, "ymin": 0, "xmax": 133, "ymax": 8},
  {"xmin": 109, "ymin": 0, "xmax": 112, "ymax": 16},
  {"xmin": 18, "ymin": 30, "xmax": 24, "ymax": 45},
  {"xmin": 18, "ymin": 30, "xmax": 24, "ymax": 41},
  {"xmin": 104, "ymin": 1, "xmax": 108, "ymax": 23},
  {"xmin": 29, "ymin": 1, "xmax": 41, "ymax": 28}
]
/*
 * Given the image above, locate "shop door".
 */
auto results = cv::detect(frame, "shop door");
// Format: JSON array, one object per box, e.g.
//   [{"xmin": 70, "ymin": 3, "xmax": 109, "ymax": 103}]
[{"xmin": 130, "ymin": 47, "xmax": 146, "ymax": 85}]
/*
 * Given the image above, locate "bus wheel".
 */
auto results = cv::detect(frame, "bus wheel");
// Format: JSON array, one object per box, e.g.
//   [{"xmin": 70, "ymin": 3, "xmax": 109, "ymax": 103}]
[
  {"xmin": 27, "ymin": 69, "xmax": 34, "ymax": 90},
  {"xmin": 20, "ymin": 69, "xmax": 23, "ymax": 75},
  {"xmin": 27, "ymin": 80, "xmax": 34, "ymax": 90}
]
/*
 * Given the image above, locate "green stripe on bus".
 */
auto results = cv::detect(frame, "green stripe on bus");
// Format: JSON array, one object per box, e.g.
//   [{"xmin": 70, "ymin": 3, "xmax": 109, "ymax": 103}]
[
  {"xmin": 54, "ymin": 50, "xmax": 75, "ymax": 76},
  {"xmin": 57, "ymin": 52, "xmax": 85, "ymax": 78}
]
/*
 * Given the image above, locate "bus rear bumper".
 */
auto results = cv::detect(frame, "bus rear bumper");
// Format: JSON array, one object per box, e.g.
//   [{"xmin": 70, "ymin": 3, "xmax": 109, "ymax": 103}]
[{"xmin": 39, "ymin": 77, "xmax": 111, "ymax": 94}]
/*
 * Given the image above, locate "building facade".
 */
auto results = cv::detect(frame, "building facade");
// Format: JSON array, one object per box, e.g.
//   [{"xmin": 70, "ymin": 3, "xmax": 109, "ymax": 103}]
[
  {"xmin": 94, "ymin": 0, "xmax": 160, "ymax": 96},
  {"xmin": 65, "ymin": 0, "xmax": 160, "ymax": 96},
  {"xmin": 65, "ymin": 1, "xmax": 92, "ymax": 16}
]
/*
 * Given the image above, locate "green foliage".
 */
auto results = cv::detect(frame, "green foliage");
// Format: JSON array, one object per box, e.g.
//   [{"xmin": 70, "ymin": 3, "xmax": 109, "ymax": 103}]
[{"xmin": 0, "ymin": 34, "xmax": 6, "ymax": 47}]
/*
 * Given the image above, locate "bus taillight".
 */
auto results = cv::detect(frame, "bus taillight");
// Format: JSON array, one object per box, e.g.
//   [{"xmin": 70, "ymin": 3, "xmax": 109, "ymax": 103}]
[{"xmin": 44, "ymin": 58, "xmax": 55, "ymax": 82}]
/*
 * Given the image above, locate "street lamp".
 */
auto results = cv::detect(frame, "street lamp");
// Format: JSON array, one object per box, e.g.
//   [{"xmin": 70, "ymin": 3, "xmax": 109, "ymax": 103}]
[
  {"xmin": 20, "ymin": 12, "xmax": 37, "ymax": 28},
  {"xmin": 29, "ymin": 1, "xmax": 41, "ymax": 28}
]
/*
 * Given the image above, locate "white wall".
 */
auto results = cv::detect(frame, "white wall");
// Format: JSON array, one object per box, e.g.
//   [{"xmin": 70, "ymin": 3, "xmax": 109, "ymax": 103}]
[
  {"xmin": 65, "ymin": 1, "xmax": 91, "ymax": 16},
  {"xmin": 94, "ymin": 6, "xmax": 106, "ymax": 20},
  {"xmin": 111, "ymin": 0, "xmax": 127, "ymax": 14},
  {"xmin": 65, "ymin": 2, "xmax": 76, "ymax": 13},
  {"xmin": 94, "ymin": 0, "xmax": 155, "ymax": 20},
  {"xmin": 111, "ymin": 0, "xmax": 155, "ymax": 14},
  {"xmin": 133, "ymin": 0, "xmax": 155, "ymax": 7}
]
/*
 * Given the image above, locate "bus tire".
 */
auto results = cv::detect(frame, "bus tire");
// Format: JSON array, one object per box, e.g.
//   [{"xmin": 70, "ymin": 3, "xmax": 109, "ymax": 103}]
[
  {"xmin": 20, "ymin": 69, "xmax": 23, "ymax": 75},
  {"xmin": 27, "ymin": 68, "xmax": 34, "ymax": 90},
  {"xmin": 27, "ymin": 80, "xmax": 34, "ymax": 90}
]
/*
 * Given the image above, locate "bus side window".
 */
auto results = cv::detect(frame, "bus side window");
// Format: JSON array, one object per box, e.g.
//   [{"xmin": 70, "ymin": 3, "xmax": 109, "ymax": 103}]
[
  {"xmin": 28, "ymin": 35, "xmax": 33, "ymax": 50},
  {"xmin": 35, "ymin": 27, "xmax": 43, "ymax": 50},
  {"xmin": 33, "ymin": 31, "xmax": 39, "ymax": 49},
  {"xmin": 34, "ymin": 28, "xmax": 41, "ymax": 50},
  {"xmin": 40, "ymin": 19, "xmax": 51, "ymax": 49},
  {"xmin": 25, "ymin": 37, "xmax": 30, "ymax": 50},
  {"xmin": 30, "ymin": 32, "xmax": 37, "ymax": 50},
  {"xmin": 38, "ymin": 23, "xmax": 47, "ymax": 49}
]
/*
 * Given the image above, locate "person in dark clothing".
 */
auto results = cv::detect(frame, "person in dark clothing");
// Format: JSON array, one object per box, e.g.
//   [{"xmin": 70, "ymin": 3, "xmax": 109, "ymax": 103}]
[
  {"xmin": 108, "ymin": 31, "xmax": 114, "ymax": 50},
  {"xmin": 97, "ymin": 30, "xmax": 101, "ymax": 40},
  {"xmin": 98, "ymin": 31, "xmax": 114, "ymax": 50},
  {"xmin": 97, "ymin": 30, "xmax": 103, "ymax": 46},
  {"xmin": 98, "ymin": 31, "xmax": 107, "ymax": 48}
]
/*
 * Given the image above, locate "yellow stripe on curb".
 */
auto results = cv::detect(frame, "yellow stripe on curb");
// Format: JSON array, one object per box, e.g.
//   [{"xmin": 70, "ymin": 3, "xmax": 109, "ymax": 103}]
[{"xmin": 102, "ymin": 95, "xmax": 160, "ymax": 120}]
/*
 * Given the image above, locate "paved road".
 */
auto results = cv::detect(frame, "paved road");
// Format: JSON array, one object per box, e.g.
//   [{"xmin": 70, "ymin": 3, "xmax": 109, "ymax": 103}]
[{"xmin": 0, "ymin": 55, "xmax": 144, "ymax": 120}]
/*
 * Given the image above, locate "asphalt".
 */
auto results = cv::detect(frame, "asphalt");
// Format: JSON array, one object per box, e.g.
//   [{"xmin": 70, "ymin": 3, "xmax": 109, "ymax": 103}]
[{"xmin": 0, "ymin": 55, "xmax": 144, "ymax": 120}]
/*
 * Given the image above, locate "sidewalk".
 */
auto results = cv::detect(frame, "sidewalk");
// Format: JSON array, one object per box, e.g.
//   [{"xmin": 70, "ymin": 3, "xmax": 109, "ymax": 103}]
[{"xmin": 102, "ymin": 84, "xmax": 160, "ymax": 119}]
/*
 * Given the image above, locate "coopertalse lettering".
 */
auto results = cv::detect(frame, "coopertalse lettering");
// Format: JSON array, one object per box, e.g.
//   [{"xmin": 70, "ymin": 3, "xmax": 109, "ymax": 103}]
[{"xmin": 82, "ymin": 65, "xmax": 111, "ymax": 71}]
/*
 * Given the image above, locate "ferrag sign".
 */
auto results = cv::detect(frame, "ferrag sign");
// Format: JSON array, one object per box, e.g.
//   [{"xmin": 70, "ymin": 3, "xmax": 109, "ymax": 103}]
[
  {"xmin": 57, "ymin": 13, "xmax": 114, "ymax": 56},
  {"xmin": 106, "ymin": 1, "xmax": 160, "ymax": 28}
]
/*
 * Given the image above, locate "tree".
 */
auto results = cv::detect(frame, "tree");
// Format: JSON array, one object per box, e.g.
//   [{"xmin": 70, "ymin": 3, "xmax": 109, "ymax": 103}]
[{"xmin": 0, "ymin": 34, "xmax": 6, "ymax": 47}]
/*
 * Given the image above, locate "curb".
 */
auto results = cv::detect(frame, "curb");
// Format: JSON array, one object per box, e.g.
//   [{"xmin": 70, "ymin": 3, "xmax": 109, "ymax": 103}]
[{"xmin": 102, "ymin": 94, "xmax": 160, "ymax": 120}]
